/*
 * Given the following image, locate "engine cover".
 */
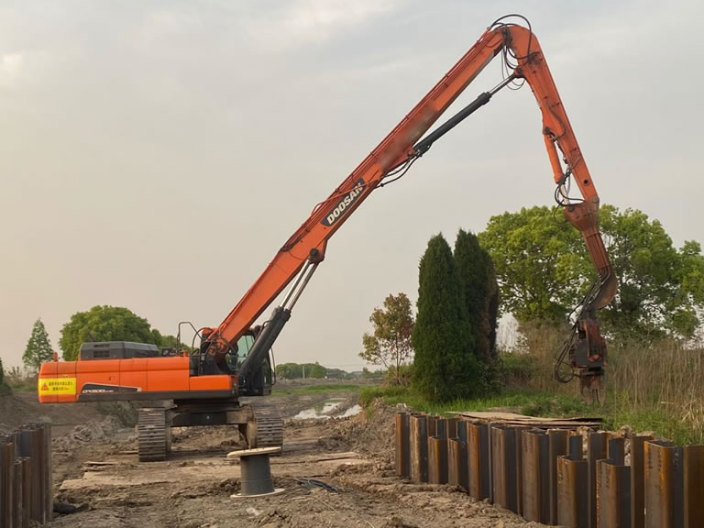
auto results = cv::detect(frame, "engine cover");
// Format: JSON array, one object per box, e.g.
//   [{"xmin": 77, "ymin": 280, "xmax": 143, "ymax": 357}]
[{"xmin": 79, "ymin": 341, "xmax": 160, "ymax": 360}]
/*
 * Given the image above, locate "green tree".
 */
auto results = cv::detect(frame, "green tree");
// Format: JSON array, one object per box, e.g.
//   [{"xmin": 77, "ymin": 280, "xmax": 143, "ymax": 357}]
[
  {"xmin": 59, "ymin": 305, "xmax": 158, "ymax": 360},
  {"xmin": 0, "ymin": 357, "xmax": 4, "ymax": 386},
  {"xmin": 361, "ymin": 367, "xmax": 384, "ymax": 378},
  {"xmin": 23, "ymin": 318, "xmax": 54, "ymax": 372},
  {"xmin": 274, "ymin": 362, "xmax": 328, "ymax": 379},
  {"xmin": 276, "ymin": 363, "xmax": 303, "ymax": 379},
  {"xmin": 303, "ymin": 363, "xmax": 327, "ymax": 379},
  {"xmin": 359, "ymin": 293, "xmax": 415, "ymax": 385},
  {"xmin": 599, "ymin": 207, "xmax": 704, "ymax": 339},
  {"xmin": 412, "ymin": 234, "xmax": 481, "ymax": 402},
  {"xmin": 326, "ymin": 368, "xmax": 348, "ymax": 379},
  {"xmin": 155, "ymin": 332, "xmax": 193, "ymax": 352},
  {"xmin": 454, "ymin": 230, "xmax": 499, "ymax": 361},
  {"xmin": 478, "ymin": 206, "xmax": 589, "ymax": 323},
  {"xmin": 479, "ymin": 205, "xmax": 704, "ymax": 340}
]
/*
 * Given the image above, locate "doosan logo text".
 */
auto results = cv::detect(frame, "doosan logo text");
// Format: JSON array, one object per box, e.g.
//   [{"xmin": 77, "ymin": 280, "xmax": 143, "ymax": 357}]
[{"xmin": 322, "ymin": 179, "xmax": 365, "ymax": 227}]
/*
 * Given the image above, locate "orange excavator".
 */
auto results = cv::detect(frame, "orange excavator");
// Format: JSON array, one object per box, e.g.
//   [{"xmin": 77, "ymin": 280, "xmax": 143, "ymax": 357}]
[{"xmin": 39, "ymin": 15, "xmax": 617, "ymax": 460}]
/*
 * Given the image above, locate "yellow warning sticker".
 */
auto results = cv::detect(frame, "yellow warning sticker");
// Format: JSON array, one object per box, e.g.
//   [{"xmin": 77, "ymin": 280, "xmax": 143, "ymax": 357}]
[{"xmin": 38, "ymin": 378, "xmax": 77, "ymax": 395}]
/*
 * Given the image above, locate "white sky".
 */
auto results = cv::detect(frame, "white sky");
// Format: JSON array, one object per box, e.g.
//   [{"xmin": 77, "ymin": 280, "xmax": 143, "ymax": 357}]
[{"xmin": 1, "ymin": 0, "xmax": 702, "ymax": 369}]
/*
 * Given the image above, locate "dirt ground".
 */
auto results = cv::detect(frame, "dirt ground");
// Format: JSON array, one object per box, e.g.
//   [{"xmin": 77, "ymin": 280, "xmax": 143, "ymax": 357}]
[{"xmin": 1, "ymin": 388, "xmax": 547, "ymax": 528}]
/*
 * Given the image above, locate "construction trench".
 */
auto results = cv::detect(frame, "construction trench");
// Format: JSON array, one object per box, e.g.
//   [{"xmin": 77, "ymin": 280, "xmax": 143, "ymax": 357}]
[
  {"xmin": 394, "ymin": 412, "xmax": 704, "ymax": 528},
  {"xmin": 3, "ymin": 390, "xmax": 704, "ymax": 527}
]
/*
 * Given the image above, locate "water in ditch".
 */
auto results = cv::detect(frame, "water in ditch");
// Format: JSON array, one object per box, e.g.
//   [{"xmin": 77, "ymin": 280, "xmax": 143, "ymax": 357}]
[{"xmin": 293, "ymin": 398, "xmax": 362, "ymax": 420}]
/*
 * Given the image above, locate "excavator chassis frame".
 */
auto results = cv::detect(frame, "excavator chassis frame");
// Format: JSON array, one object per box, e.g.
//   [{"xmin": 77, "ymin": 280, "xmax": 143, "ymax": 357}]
[{"xmin": 136, "ymin": 399, "xmax": 283, "ymax": 462}]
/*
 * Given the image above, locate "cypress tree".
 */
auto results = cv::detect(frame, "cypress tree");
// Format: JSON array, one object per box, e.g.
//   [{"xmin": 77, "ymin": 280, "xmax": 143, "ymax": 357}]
[
  {"xmin": 412, "ymin": 234, "xmax": 481, "ymax": 402},
  {"xmin": 454, "ymin": 230, "xmax": 499, "ymax": 362},
  {"xmin": 23, "ymin": 318, "xmax": 54, "ymax": 372}
]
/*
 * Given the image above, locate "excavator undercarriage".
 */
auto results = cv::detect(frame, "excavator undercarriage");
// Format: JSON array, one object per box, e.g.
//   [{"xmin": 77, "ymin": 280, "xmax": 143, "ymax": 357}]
[{"xmin": 136, "ymin": 400, "xmax": 284, "ymax": 462}]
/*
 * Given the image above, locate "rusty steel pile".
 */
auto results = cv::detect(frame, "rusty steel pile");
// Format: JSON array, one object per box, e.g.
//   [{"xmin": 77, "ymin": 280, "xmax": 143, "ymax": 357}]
[
  {"xmin": 395, "ymin": 412, "xmax": 704, "ymax": 528},
  {"xmin": 0, "ymin": 423, "xmax": 53, "ymax": 528}
]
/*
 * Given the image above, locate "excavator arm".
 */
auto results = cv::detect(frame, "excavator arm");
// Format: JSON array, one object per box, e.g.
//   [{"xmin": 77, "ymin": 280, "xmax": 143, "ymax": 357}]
[{"xmin": 205, "ymin": 17, "xmax": 617, "ymax": 399}]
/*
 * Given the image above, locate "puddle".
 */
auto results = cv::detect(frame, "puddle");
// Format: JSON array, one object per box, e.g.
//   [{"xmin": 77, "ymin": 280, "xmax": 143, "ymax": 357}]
[
  {"xmin": 292, "ymin": 399, "xmax": 362, "ymax": 420},
  {"xmin": 338, "ymin": 404, "xmax": 362, "ymax": 418}
]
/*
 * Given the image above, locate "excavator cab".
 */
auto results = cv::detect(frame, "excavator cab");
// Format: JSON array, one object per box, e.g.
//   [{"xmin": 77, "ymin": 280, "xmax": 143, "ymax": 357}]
[
  {"xmin": 238, "ymin": 355, "xmax": 274, "ymax": 397},
  {"xmin": 222, "ymin": 331, "xmax": 274, "ymax": 397}
]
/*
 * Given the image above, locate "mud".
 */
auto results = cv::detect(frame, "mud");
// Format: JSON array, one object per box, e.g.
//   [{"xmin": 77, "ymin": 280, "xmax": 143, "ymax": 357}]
[{"xmin": 2, "ymin": 389, "xmax": 546, "ymax": 527}]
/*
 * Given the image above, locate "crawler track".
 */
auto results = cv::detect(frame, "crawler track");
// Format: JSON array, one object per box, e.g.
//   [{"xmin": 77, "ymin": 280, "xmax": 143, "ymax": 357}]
[
  {"xmin": 250, "ymin": 404, "xmax": 284, "ymax": 448},
  {"xmin": 137, "ymin": 408, "xmax": 171, "ymax": 462}
]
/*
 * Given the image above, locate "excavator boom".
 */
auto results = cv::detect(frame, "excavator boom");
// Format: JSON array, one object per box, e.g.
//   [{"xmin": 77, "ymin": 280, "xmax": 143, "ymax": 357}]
[
  {"xmin": 38, "ymin": 17, "xmax": 617, "ymax": 462},
  {"xmin": 208, "ymin": 19, "xmax": 617, "ymax": 386}
]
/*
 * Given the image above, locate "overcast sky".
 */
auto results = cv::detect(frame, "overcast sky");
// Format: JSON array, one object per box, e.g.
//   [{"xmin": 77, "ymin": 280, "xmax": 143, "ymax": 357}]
[{"xmin": 1, "ymin": 0, "xmax": 702, "ymax": 370}]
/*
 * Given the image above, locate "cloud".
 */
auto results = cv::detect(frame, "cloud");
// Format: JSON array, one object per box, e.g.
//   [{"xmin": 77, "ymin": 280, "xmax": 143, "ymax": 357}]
[
  {"xmin": 0, "ymin": 50, "xmax": 53, "ymax": 91},
  {"xmin": 284, "ymin": 0, "xmax": 397, "ymax": 33},
  {"xmin": 126, "ymin": 1, "xmax": 402, "ymax": 58},
  {"xmin": 133, "ymin": 8, "xmax": 203, "ymax": 49},
  {"xmin": 305, "ymin": 56, "xmax": 415, "ymax": 84},
  {"xmin": 243, "ymin": 0, "xmax": 401, "ymax": 52},
  {"xmin": 546, "ymin": 0, "xmax": 699, "ymax": 65},
  {"xmin": 0, "ymin": 52, "xmax": 24, "ymax": 87}
]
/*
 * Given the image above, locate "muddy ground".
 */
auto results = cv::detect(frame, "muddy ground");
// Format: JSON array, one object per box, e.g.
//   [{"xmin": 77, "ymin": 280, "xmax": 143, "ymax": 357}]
[{"xmin": 1, "ymin": 387, "xmax": 547, "ymax": 528}]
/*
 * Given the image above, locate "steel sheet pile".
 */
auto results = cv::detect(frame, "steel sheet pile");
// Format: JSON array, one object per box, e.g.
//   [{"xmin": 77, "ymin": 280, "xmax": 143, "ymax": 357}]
[
  {"xmin": 0, "ymin": 423, "xmax": 52, "ymax": 528},
  {"xmin": 394, "ymin": 412, "xmax": 704, "ymax": 528}
]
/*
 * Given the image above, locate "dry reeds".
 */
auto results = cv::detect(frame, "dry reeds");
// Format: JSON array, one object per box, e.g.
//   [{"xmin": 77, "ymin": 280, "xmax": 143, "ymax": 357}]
[
  {"xmin": 609, "ymin": 340, "xmax": 704, "ymax": 443},
  {"xmin": 502, "ymin": 321, "xmax": 704, "ymax": 444}
]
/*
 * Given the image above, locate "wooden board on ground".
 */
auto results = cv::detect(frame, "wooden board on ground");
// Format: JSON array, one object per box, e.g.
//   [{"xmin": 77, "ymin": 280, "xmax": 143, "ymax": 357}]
[
  {"xmin": 60, "ymin": 451, "xmax": 370, "ymax": 491},
  {"xmin": 455, "ymin": 411, "xmax": 602, "ymax": 429}
]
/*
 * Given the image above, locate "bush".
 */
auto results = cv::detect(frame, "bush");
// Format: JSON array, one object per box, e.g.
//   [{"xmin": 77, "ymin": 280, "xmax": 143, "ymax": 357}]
[
  {"xmin": 385, "ymin": 364, "xmax": 413, "ymax": 386},
  {"xmin": 359, "ymin": 385, "xmax": 409, "ymax": 408},
  {"xmin": 0, "ymin": 358, "xmax": 10, "ymax": 394},
  {"xmin": 506, "ymin": 320, "xmax": 576, "ymax": 395},
  {"xmin": 499, "ymin": 353, "xmax": 537, "ymax": 386},
  {"xmin": 4, "ymin": 367, "xmax": 36, "ymax": 392}
]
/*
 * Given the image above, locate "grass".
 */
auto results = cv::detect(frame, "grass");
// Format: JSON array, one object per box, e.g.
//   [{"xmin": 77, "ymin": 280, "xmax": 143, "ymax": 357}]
[
  {"xmin": 361, "ymin": 358, "xmax": 704, "ymax": 446},
  {"xmin": 601, "ymin": 406, "xmax": 690, "ymax": 445},
  {"xmin": 3, "ymin": 370, "xmax": 38, "ymax": 393},
  {"xmin": 6, "ymin": 382, "xmax": 36, "ymax": 393},
  {"xmin": 603, "ymin": 341, "xmax": 704, "ymax": 445},
  {"xmin": 360, "ymin": 385, "xmax": 589, "ymax": 418},
  {"xmin": 601, "ymin": 392, "xmax": 704, "ymax": 446},
  {"xmin": 497, "ymin": 324, "xmax": 704, "ymax": 445},
  {"xmin": 272, "ymin": 383, "xmax": 362, "ymax": 396}
]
